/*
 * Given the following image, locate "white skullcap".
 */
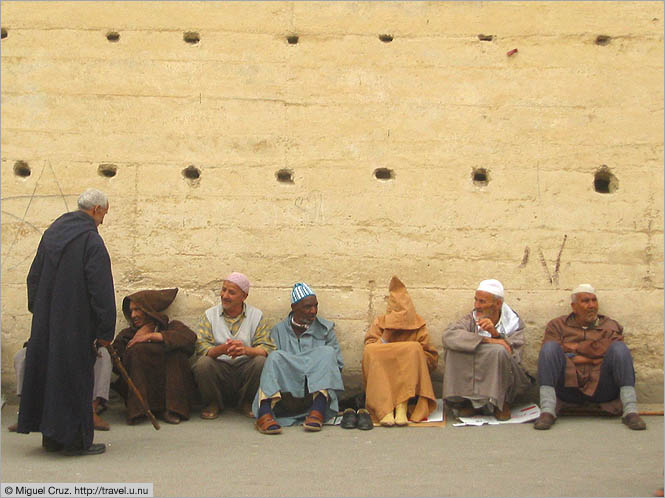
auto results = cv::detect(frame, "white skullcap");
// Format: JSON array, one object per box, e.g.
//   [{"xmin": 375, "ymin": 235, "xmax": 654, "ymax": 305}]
[
  {"xmin": 571, "ymin": 283, "xmax": 596, "ymax": 301},
  {"xmin": 476, "ymin": 279, "xmax": 504, "ymax": 299}
]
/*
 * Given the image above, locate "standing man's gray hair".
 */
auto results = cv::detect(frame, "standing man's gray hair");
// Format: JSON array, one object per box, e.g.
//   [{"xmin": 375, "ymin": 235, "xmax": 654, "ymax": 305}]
[{"xmin": 77, "ymin": 188, "xmax": 108, "ymax": 211}]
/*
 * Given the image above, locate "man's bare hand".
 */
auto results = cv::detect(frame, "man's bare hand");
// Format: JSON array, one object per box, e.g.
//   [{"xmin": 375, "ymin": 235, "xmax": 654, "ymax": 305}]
[
  {"xmin": 477, "ymin": 318, "xmax": 499, "ymax": 337},
  {"xmin": 226, "ymin": 339, "xmax": 248, "ymax": 357},
  {"xmin": 207, "ymin": 343, "xmax": 229, "ymax": 358},
  {"xmin": 127, "ymin": 331, "xmax": 161, "ymax": 349}
]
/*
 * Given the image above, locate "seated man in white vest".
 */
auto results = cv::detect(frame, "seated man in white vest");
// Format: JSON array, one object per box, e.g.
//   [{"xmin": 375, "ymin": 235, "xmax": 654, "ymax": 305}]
[{"xmin": 192, "ymin": 272, "xmax": 275, "ymax": 420}]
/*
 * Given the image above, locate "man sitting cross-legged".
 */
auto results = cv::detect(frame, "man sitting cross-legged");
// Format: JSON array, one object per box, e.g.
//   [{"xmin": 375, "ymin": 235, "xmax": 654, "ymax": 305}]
[
  {"xmin": 253, "ymin": 282, "xmax": 344, "ymax": 434},
  {"xmin": 191, "ymin": 272, "xmax": 275, "ymax": 420}
]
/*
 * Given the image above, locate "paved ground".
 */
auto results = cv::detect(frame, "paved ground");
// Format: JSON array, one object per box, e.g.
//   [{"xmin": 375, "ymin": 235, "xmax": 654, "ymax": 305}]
[{"xmin": 1, "ymin": 399, "xmax": 663, "ymax": 498}]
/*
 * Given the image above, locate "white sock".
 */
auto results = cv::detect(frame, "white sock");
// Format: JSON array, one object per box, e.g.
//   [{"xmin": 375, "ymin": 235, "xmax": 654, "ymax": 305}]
[
  {"xmin": 620, "ymin": 386, "xmax": 638, "ymax": 416},
  {"xmin": 539, "ymin": 386, "xmax": 557, "ymax": 415}
]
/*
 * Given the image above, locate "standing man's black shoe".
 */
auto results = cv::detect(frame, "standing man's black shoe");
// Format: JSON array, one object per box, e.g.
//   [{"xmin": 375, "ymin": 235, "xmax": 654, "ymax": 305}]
[
  {"xmin": 64, "ymin": 443, "xmax": 106, "ymax": 456},
  {"xmin": 340, "ymin": 408, "xmax": 358, "ymax": 429},
  {"xmin": 356, "ymin": 409, "xmax": 374, "ymax": 430}
]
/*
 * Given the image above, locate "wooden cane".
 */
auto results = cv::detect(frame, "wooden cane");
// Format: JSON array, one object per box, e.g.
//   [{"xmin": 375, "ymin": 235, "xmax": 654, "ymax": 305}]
[{"xmin": 105, "ymin": 343, "xmax": 161, "ymax": 430}]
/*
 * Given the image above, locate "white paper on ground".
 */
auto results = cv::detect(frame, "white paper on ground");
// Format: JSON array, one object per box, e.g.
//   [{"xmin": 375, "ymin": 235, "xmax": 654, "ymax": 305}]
[
  {"xmin": 326, "ymin": 415, "xmax": 343, "ymax": 426},
  {"xmin": 423, "ymin": 398, "xmax": 444, "ymax": 422},
  {"xmin": 452, "ymin": 403, "xmax": 541, "ymax": 427}
]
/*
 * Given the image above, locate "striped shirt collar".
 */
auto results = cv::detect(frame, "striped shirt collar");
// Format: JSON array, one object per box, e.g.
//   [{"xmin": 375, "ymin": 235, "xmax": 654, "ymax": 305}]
[{"xmin": 220, "ymin": 302, "xmax": 246, "ymax": 320}]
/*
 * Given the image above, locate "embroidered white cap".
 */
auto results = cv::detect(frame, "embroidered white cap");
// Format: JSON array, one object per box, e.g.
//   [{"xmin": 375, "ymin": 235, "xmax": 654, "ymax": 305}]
[{"xmin": 476, "ymin": 279, "xmax": 504, "ymax": 299}]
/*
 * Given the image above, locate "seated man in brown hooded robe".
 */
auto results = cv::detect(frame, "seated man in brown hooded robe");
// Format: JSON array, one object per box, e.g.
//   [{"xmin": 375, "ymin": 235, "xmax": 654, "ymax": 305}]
[
  {"xmin": 362, "ymin": 276, "xmax": 439, "ymax": 426},
  {"xmin": 111, "ymin": 288, "xmax": 197, "ymax": 425}
]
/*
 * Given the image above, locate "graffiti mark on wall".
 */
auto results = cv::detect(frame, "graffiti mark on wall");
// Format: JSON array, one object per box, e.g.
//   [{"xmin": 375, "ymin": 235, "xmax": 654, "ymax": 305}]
[
  {"xmin": 1, "ymin": 161, "xmax": 70, "ymax": 271},
  {"xmin": 294, "ymin": 190, "xmax": 324, "ymax": 224},
  {"xmin": 533, "ymin": 235, "xmax": 567, "ymax": 286}
]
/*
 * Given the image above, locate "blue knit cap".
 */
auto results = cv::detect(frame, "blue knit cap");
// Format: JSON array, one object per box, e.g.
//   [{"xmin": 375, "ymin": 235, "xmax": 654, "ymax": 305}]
[{"xmin": 291, "ymin": 282, "xmax": 315, "ymax": 304}]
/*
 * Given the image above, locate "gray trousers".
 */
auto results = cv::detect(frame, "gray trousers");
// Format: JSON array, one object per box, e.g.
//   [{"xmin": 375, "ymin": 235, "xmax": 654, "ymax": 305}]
[
  {"xmin": 14, "ymin": 347, "xmax": 112, "ymax": 401},
  {"xmin": 192, "ymin": 355, "xmax": 265, "ymax": 410}
]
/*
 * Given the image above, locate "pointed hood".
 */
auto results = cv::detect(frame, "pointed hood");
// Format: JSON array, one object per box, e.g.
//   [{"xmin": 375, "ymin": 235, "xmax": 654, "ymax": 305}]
[
  {"xmin": 377, "ymin": 276, "xmax": 425, "ymax": 330},
  {"xmin": 122, "ymin": 288, "xmax": 178, "ymax": 328}
]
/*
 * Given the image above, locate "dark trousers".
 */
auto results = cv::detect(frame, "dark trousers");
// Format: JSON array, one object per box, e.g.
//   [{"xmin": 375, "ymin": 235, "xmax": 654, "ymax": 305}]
[
  {"xmin": 192, "ymin": 355, "xmax": 265, "ymax": 409},
  {"xmin": 538, "ymin": 341, "xmax": 635, "ymax": 404}
]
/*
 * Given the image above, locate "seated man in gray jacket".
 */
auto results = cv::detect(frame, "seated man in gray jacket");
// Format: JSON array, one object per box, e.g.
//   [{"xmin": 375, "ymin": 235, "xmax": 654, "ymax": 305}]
[{"xmin": 442, "ymin": 279, "xmax": 530, "ymax": 420}]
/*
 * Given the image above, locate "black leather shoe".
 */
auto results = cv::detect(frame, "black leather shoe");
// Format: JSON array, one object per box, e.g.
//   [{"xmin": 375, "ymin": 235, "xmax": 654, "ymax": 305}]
[
  {"xmin": 356, "ymin": 409, "xmax": 374, "ymax": 430},
  {"xmin": 64, "ymin": 443, "xmax": 106, "ymax": 456},
  {"xmin": 340, "ymin": 408, "xmax": 357, "ymax": 429}
]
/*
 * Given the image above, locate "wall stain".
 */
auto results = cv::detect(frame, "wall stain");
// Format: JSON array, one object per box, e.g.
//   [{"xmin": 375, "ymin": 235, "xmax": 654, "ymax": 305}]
[
  {"xmin": 519, "ymin": 246, "xmax": 530, "ymax": 268},
  {"xmin": 535, "ymin": 235, "xmax": 567, "ymax": 285},
  {"xmin": 552, "ymin": 234, "xmax": 567, "ymax": 285}
]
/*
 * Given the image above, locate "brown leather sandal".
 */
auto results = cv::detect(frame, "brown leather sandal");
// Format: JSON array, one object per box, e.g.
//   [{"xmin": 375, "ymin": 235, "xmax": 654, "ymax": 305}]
[
  {"xmin": 255, "ymin": 413, "xmax": 282, "ymax": 435},
  {"xmin": 304, "ymin": 409, "xmax": 324, "ymax": 432},
  {"xmin": 200, "ymin": 402, "xmax": 220, "ymax": 420}
]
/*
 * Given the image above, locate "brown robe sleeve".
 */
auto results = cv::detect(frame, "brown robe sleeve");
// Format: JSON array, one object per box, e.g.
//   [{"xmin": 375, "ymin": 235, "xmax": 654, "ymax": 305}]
[
  {"xmin": 542, "ymin": 315, "xmax": 622, "ymax": 392},
  {"xmin": 111, "ymin": 327, "xmax": 135, "ymax": 366},
  {"xmin": 442, "ymin": 313, "xmax": 482, "ymax": 353},
  {"xmin": 504, "ymin": 319, "xmax": 526, "ymax": 362},
  {"xmin": 542, "ymin": 318, "xmax": 564, "ymax": 347},
  {"xmin": 366, "ymin": 319, "xmax": 438, "ymax": 370},
  {"xmin": 542, "ymin": 317, "xmax": 579, "ymax": 387},
  {"xmin": 575, "ymin": 321, "xmax": 624, "ymax": 358},
  {"xmin": 415, "ymin": 324, "xmax": 439, "ymax": 371},
  {"xmin": 364, "ymin": 318, "xmax": 384, "ymax": 345},
  {"xmin": 161, "ymin": 320, "xmax": 196, "ymax": 356}
]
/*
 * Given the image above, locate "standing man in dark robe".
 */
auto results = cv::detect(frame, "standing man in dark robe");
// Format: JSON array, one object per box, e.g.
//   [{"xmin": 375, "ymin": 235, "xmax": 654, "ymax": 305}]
[
  {"xmin": 111, "ymin": 288, "xmax": 197, "ymax": 425},
  {"xmin": 17, "ymin": 188, "xmax": 116, "ymax": 456}
]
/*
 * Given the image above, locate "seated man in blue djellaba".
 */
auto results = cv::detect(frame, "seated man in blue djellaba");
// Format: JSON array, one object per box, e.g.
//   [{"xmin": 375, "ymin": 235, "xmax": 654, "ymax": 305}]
[{"xmin": 252, "ymin": 283, "xmax": 344, "ymax": 434}]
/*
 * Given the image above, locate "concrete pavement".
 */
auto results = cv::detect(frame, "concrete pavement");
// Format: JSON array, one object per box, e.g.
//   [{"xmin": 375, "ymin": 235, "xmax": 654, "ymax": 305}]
[{"xmin": 1, "ymin": 398, "xmax": 663, "ymax": 498}]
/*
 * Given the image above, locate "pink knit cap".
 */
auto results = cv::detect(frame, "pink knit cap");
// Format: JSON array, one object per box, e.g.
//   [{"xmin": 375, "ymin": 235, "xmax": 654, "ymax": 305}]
[{"xmin": 225, "ymin": 272, "xmax": 250, "ymax": 294}]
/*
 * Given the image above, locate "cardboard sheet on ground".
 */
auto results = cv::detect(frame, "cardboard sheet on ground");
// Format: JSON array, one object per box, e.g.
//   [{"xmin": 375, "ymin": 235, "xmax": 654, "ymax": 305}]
[
  {"xmin": 452, "ymin": 403, "xmax": 541, "ymax": 427},
  {"xmin": 405, "ymin": 398, "xmax": 446, "ymax": 427}
]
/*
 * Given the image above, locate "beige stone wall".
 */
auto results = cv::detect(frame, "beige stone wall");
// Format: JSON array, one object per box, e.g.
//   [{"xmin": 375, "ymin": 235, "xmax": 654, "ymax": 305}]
[{"xmin": 2, "ymin": 2, "xmax": 663, "ymax": 400}]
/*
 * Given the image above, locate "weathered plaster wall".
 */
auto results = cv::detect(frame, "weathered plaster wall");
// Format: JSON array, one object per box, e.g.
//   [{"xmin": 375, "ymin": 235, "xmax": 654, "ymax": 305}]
[{"xmin": 2, "ymin": 2, "xmax": 663, "ymax": 401}]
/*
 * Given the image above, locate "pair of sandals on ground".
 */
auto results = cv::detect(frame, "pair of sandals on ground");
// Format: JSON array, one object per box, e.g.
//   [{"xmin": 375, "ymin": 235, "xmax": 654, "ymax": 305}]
[{"xmin": 255, "ymin": 392, "xmax": 328, "ymax": 435}]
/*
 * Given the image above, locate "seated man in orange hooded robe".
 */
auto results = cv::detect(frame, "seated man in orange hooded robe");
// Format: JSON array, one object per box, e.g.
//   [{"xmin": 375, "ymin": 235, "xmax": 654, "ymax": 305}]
[
  {"xmin": 112, "ymin": 288, "xmax": 197, "ymax": 425},
  {"xmin": 362, "ymin": 276, "xmax": 439, "ymax": 426}
]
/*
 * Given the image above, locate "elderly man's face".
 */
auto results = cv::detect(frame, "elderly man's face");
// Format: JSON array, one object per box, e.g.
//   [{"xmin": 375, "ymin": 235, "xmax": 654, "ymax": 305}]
[
  {"xmin": 571, "ymin": 292, "xmax": 598, "ymax": 326},
  {"xmin": 474, "ymin": 291, "xmax": 502, "ymax": 320},
  {"xmin": 129, "ymin": 301, "xmax": 151, "ymax": 328},
  {"xmin": 220, "ymin": 281, "xmax": 247, "ymax": 314},
  {"xmin": 292, "ymin": 295, "xmax": 318, "ymax": 326},
  {"xmin": 91, "ymin": 203, "xmax": 109, "ymax": 227}
]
